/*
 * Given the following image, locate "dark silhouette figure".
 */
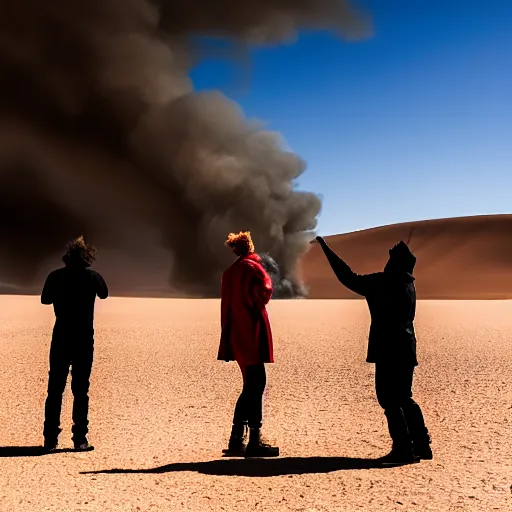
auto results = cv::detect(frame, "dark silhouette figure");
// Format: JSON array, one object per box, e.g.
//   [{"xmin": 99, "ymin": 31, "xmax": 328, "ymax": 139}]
[
  {"xmin": 81, "ymin": 455, "xmax": 411, "ymax": 478},
  {"xmin": 218, "ymin": 231, "xmax": 279, "ymax": 458},
  {"xmin": 315, "ymin": 236, "xmax": 432, "ymax": 463},
  {"xmin": 41, "ymin": 236, "xmax": 108, "ymax": 452}
]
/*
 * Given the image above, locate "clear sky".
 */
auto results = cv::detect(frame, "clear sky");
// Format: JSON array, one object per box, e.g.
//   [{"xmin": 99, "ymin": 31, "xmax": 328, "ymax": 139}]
[{"xmin": 191, "ymin": 0, "xmax": 512, "ymax": 236}]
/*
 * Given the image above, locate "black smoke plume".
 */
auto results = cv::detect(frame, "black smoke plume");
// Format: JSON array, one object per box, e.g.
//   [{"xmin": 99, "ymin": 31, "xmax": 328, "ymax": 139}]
[
  {"xmin": 258, "ymin": 252, "xmax": 298, "ymax": 299},
  {"xmin": 0, "ymin": 0, "xmax": 371, "ymax": 297}
]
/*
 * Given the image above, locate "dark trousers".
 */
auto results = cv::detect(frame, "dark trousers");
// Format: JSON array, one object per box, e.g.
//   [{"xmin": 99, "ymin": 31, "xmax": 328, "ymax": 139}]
[
  {"xmin": 43, "ymin": 334, "xmax": 94, "ymax": 443},
  {"xmin": 375, "ymin": 363, "xmax": 430, "ymax": 450},
  {"xmin": 232, "ymin": 363, "xmax": 267, "ymax": 430}
]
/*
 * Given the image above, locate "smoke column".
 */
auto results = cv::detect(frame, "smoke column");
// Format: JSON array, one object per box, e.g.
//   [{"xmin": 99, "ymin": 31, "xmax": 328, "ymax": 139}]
[
  {"xmin": 258, "ymin": 252, "xmax": 297, "ymax": 299},
  {"xmin": 0, "ymin": 0, "xmax": 370, "ymax": 296}
]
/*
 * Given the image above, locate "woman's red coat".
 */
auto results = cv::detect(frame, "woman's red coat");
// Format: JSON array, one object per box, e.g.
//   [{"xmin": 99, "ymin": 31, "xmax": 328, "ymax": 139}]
[{"xmin": 217, "ymin": 253, "xmax": 274, "ymax": 367}]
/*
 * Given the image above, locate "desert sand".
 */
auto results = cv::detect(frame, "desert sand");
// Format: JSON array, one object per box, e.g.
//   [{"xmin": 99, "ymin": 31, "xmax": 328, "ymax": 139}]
[
  {"xmin": 0, "ymin": 296, "xmax": 510, "ymax": 512},
  {"xmin": 302, "ymin": 214, "xmax": 512, "ymax": 299}
]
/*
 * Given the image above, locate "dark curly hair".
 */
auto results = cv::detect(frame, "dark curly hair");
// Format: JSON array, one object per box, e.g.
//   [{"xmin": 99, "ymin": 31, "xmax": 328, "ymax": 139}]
[{"xmin": 62, "ymin": 236, "xmax": 98, "ymax": 267}]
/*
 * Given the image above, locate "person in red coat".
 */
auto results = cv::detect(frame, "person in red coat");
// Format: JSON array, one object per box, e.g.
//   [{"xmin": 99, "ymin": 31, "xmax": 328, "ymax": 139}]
[{"xmin": 218, "ymin": 231, "xmax": 279, "ymax": 457}]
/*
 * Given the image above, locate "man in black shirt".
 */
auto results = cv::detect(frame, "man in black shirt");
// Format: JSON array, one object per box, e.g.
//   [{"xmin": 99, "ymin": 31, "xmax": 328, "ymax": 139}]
[
  {"xmin": 41, "ymin": 236, "xmax": 108, "ymax": 452},
  {"xmin": 315, "ymin": 236, "xmax": 432, "ymax": 464}
]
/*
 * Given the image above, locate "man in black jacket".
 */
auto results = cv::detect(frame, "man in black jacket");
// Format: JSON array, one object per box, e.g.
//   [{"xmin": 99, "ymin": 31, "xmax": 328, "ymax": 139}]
[
  {"xmin": 41, "ymin": 236, "xmax": 108, "ymax": 452},
  {"xmin": 315, "ymin": 236, "xmax": 432, "ymax": 463}
]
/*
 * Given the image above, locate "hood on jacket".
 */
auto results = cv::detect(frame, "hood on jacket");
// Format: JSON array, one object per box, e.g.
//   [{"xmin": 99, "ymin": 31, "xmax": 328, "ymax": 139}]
[{"xmin": 384, "ymin": 241, "xmax": 416, "ymax": 276}]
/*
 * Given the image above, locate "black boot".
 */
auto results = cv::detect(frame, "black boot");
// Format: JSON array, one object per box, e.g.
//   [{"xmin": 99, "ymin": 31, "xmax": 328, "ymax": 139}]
[
  {"xmin": 43, "ymin": 437, "xmax": 59, "ymax": 453},
  {"xmin": 402, "ymin": 401, "xmax": 432, "ymax": 460},
  {"xmin": 43, "ymin": 427, "xmax": 61, "ymax": 452},
  {"xmin": 413, "ymin": 434, "xmax": 433, "ymax": 460},
  {"xmin": 244, "ymin": 428, "xmax": 279, "ymax": 458},
  {"xmin": 222, "ymin": 423, "xmax": 248, "ymax": 455},
  {"xmin": 73, "ymin": 437, "xmax": 95, "ymax": 452},
  {"xmin": 379, "ymin": 443, "xmax": 419, "ymax": 465}
]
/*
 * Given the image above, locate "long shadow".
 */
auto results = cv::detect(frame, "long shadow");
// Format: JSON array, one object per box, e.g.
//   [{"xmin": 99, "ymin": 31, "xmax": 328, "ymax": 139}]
[
  {"xmin": 0, "ymin": 446, "xmax": 76, "ymax": 457},
  {"xmin": 82, "ymin": 456, "xmax": 411, "ymax": 478}
]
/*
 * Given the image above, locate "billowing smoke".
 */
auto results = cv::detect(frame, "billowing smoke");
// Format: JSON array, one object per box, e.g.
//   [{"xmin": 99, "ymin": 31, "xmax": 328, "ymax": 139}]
[
  {"xmin": 258, "ymin": 252, "xmax": 298, "ymax": 299},
  {"xmin": 0, "ymin": 0, "xmax": 370, "ymax": 297}
]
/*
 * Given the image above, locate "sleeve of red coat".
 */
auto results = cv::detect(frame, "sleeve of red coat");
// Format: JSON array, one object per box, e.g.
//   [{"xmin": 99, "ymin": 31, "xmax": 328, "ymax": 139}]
[{"xmin": 249, "ymin": 262, "xmax": 273, "ymax": 307}]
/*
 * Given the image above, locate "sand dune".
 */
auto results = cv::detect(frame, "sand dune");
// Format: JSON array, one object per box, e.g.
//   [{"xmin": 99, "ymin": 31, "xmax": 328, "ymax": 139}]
[
  {"xmin": 2, "ymin": 214, "xmax": 511, "ymax": 300},
  {"xmin": 301, "ymin": 214, "xmax": 512, "ymax": 299},
  {"xmin": 0, "ymin": 296, "xmax": 510, "ymax": 511}
]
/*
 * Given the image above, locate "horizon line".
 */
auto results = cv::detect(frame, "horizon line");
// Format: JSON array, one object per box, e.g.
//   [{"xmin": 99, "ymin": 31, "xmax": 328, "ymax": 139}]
[{"xmin": 319, "ymin": 212, "xmax": 512, "ymax": 238}]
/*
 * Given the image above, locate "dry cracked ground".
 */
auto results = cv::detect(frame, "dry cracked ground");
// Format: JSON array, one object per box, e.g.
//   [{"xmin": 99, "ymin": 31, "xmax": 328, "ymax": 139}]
[{"xmin": 0, "ymin": 297, "xmax": 510, "ymax": 511}]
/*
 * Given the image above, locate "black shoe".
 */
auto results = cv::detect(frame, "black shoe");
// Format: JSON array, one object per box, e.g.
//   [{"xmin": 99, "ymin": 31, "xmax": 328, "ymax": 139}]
[
  {"xmin": 244, "ymin": 428, "xmax": 279, "ymax": 458},
  {"xmin": 43, "ymin": 438, "xmax": 58, "ymax": 452},
  {"xmin": 379, "ymin": 447, "xmax": 419, "ymax": 465},
  {"xmin": 413, "ymin": 433, "xmax": 433, "ymax": 460},
  {"xmin": 222, "ymin": 438, "xmax": 247, "ymax": 456},
  {"xmin": 74, "ymin": 440, "xmax": 94, "ymax": 452},
  {"xmin": 222, "ymin": 443, "xmax": 246, "ymax": 456},
  {"xmin": 414, "ymin": 444, "xmax": 433, "ymax": 460},
  {"xmin": 222, "ymin": 424, "xmax": 248, "ymax": 456}
]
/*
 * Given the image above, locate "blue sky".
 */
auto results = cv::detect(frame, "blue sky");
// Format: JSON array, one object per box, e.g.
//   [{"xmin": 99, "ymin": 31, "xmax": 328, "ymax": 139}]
[{"xmin": 191, "ymin": 0, "xmax": 512, "ymax": 236}]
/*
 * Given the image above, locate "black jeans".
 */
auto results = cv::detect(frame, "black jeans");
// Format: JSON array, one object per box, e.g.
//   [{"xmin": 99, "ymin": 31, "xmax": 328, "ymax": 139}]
[
  {"xmin": 375, "ymin": 363, "xmax": 430, "ymax": 450},
  {"xmin": 43, "ymin": 333, "xmax": 94, "ymax": 443},
  {"xmin": 232, "ymin": 363, "xmax": 267, "ymax": 430}
]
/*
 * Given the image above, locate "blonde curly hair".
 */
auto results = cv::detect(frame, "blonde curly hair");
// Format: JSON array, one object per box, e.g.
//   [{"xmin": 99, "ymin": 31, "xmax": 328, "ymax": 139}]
[{"xmin": 225, "ymin": 231, "xmax": 255, "ymax": 256}]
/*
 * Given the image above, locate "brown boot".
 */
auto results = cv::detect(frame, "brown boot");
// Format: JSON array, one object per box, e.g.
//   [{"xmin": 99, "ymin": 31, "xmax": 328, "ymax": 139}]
[{"xmin": 244, "ymin": 428, "xmax": 279, "ymax": 458}]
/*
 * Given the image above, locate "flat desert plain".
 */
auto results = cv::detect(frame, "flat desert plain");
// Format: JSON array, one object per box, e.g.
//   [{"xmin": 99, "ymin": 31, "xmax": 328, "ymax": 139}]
[{"xmin": 0, "ymin": 296, "xmax": 510, "ymax": 512}]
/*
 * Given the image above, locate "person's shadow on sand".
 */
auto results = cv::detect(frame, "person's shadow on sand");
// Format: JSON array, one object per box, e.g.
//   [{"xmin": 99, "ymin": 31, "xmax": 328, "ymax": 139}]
[
  {"xmin": 0, "ymin": 446, "xmax": 75, "ymax": 457},
  {"xmin": 82, "ymin": 456, "xmax": 411, "ymax": 478}
]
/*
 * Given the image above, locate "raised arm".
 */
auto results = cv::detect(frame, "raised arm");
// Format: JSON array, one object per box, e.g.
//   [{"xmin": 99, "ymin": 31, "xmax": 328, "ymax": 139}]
[
  {"xmin": 315, "ymin": 236, "xmax": 374, "ymax": 296},
  {"xmin": 41, "ymin": 273, "xmax": 55, "ymax": 305},
  {"xmin": 94, "ymin": 272, "xmax": 109, "ymax": 299}
]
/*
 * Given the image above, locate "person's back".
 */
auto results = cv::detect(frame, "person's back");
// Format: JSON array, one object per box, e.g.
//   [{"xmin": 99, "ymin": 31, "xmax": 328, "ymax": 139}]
[
  {"xmin": 314, "ymin": 238, "xmax": 417, "ymax": 365},
  {"xmin": 315, "ymin": 236, "xmax": 432, "ymax": 462},
  {"xmin": 43, "ymin": 265, "xmax": 108, "ymax": 335},
  {"xmin": 364, "ymin": 262, "xmax": 417, "ymax": 366},
  {"xmin": 41, "ymin": 236, "xmax": 108, "ymax": 453},
  {"xmin": 220, "ymin": 252, "xmax": 273, "ymax": 366},
  {"xmin": 218, "ymin": 231, "xmax": 278, "ymax": 458},
  {"xmin": 222, "ymin": 257, "xmax": 251, "ymax": 310}
]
